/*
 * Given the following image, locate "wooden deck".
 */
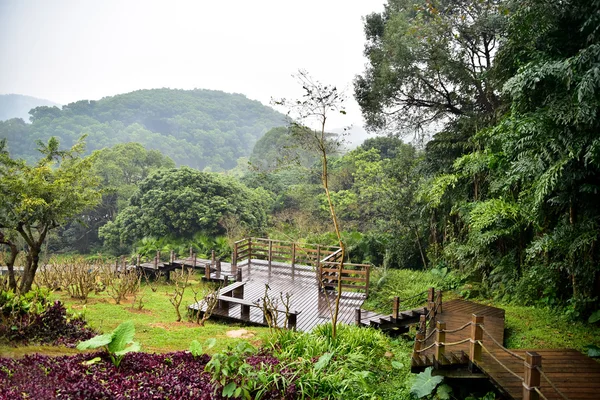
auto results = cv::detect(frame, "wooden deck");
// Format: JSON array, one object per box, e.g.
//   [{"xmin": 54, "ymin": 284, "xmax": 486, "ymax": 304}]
[
  {"xmin": 410, "ymin": 295, "xmax": 600, "ymax": 400},
  {"xmin": 189, "ymin": 259, "xmax": 366, "ymax": 332},
  {"xmin": 477, "ymin": 349, "xmax": 600, "ymax": 400}
]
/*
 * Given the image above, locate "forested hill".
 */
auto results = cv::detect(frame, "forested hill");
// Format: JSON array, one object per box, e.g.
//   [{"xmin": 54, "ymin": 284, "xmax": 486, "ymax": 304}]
[
  {"xmin": 0, "ymin": 89, "xmax": 286, "ymax": 170},
  {"xmin": 0, "ymin": 94, "xmax": 60, "ymax": 121}
]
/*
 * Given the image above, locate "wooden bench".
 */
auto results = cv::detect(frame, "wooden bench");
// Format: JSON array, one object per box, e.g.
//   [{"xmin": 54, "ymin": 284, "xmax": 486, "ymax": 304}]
[
  {"xmin": 214, "ymin": 294, "xmax": 301, "ymax": 329},
  {"xmin": 218, "ymin": 280, "xmax": 246, "ymax": 298}
]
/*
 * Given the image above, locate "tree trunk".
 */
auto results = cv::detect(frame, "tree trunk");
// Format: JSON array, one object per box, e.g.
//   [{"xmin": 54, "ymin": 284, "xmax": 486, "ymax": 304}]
[
  {"xmin": 19, "ymin": 245, "xmax": 40, "ymax": 293},
  {"xmin": 0, "ymin": 232, "xmax": 19, "ymax": 291}
]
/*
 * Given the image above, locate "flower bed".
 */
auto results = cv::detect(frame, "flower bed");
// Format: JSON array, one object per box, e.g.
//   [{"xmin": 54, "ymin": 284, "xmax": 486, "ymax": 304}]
[{"xmin": 1, "ymin": 351, "xmax": 227, "ymax": 399}]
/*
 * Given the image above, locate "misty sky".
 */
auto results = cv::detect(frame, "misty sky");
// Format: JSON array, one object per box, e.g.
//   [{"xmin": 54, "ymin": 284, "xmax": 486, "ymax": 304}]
[{"xmin": 0, "ymin": 0, "xmax": 384, "ymax": 129}]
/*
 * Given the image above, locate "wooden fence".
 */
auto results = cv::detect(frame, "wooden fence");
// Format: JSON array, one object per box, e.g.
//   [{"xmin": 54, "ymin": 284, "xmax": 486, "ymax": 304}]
[{"xmin": 233, "ymin": 237, "xmax": 371, "ymax": 296}]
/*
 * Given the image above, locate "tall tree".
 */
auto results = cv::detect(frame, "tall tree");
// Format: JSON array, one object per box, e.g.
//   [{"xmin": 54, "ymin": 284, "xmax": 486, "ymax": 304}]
[
  {"xmin": 0, "ymin": 137, "xmax": 101, "ymax": 293},
  {"xmin": 52, "ymin": 143, "xmax": 175, "ymax": 253},
  {"xmin": 99, "ymin": 167, "xmax": 270, "ymax": 252},
  {"xmin": 273, "ymin": 70, "xmax": 347, "ymax": 338},
  {"xmin": 355, "ymin": 0, "xmax": 506, "ymax": 133}
]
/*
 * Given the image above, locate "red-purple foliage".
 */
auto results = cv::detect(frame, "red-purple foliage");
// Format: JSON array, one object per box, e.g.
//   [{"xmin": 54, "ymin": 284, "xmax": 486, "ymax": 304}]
[
  {"xmin": 0, "ymin": 351, "xmax": 225, "ymax": 400},
  {"xmin": 0, "ymin": 301, "xmax": 95, "ymax": 347}
]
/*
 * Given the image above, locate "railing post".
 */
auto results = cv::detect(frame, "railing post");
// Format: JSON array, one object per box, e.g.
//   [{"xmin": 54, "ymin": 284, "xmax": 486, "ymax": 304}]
[
  {"xmin": 216, "ymin": 258, "xmax": 221, "ymax": 277},
  {"xmin": 136, "ymin": 254, "xmax": 140, "ymax": 268},
  {"xmin": 205, "ymin": 263, "xmax": 211, "ymax": 280},
  {"xmin": 236, "ymin": 268, "xmax": 242, "ymax": 283},
  {"xmin": 392, "ymin": 296, "xmax": 400, "ymax": 320},
  {"xmin": 435, "ymin": 321, "xmax": 446, "ymax": 365},
  {"xmin": 316, "ymin": 245, "xmax": 321, "ymax": 269},
  {"xmin": 427, "ymin": 287, "xmax": 435, "ymax": 310},
  {"xmin": 233, "ymin": 243, "xmax": 238, "ymax": 267},
  {"xmin": 291, "ymin": 242, "xmax": 296, "ymax": 268},
  {"xmin": 211, "ymin": 250, "xmax": 215, "ymax": 268},
  {"xmin": 193, "ymin": 253, "xmax": 197, "ymax": 268},
  {"xmin": 365, "ymin": 265, "xmax": 370, "ymax": 297},
  {"xmin": 523, "ymin": 352, "xmax": 542, "ymax": 400},
  {"xmin": 419, "ymin": 314, "xmax": 427, "ymax": 334},
  {"xmin": 170, "ymin": 250, "xmax": 175, "ymax": 264},
  {"xmin": 355, "ymin": 308, "xmax": 362, "ymax": 326},
  {"xmin": 436, "ymin": 290, "xmax": 443, "ymax": 314},
  {"xmin": 469, "ymin": 315, "xmax": 484, "ymax": 371},
  {"xmin": 248, "ymin": 238, "xmax": 252, "ymax": 264},
  {"xmin": 268, "ymin": 239, "xmax": 273, "ymax": 269},
  {"xmin": 154, "ymin": 255, "xmax": 158, "ymax": 270}
]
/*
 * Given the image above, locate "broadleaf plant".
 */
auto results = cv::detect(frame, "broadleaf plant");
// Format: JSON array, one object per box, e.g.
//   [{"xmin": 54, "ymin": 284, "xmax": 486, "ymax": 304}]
[
  {"xmin": 77, "ymin": 321, "xmax": 140, "ymax": 367},
  {"xmin": 411, "ymin": 367, "xmax": 444, "ymax": 398}
]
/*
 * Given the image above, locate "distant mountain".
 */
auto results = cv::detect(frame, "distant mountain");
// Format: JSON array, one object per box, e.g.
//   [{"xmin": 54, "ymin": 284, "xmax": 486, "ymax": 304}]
[
  {"xmin": 0, "ymin": 94, "xmax": 60, "ymax": 121},
  {"xmin": 0, "ymin": 89, "xmax": 286, "ymax": 170}
]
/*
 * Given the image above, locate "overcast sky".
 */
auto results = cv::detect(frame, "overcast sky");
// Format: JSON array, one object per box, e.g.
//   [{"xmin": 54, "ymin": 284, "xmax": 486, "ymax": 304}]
[{"xmin": 0, "ymin": 0, "xmax": 384, "ymax": 130}]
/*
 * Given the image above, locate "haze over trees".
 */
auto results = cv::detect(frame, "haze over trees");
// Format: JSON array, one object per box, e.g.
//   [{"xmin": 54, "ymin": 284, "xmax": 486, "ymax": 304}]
[
  {"xmin": 0, "ymin": 94, "xmax": 60, "ymax": 122},
  {"xmin": 0, "ymin": 89, "xmax": 285, "ymax": 170}
]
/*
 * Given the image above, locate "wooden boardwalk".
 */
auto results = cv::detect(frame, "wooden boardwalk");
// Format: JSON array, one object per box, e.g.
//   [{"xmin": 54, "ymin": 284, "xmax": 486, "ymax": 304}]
[
  {"xmin": 411, "ymin": 294, "xmax": 600, "ymax": 400},
  {"xmin": 189, "ymin": 259, "xmax": 366, "ymax": 332}
]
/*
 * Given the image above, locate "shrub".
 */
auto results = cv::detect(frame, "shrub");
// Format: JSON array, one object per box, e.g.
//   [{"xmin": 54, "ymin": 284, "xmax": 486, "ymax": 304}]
[{"xmin": 0, "ymin": 290, "xmax": 95, "ymax": 346}]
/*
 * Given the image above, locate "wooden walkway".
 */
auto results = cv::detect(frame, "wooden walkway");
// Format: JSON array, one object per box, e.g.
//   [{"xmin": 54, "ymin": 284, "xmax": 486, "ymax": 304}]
[
  {"xmin": 189, "ymin": 259, "xmax": 366, "ymax": 332},
  {"xmin": 410, "ymin": 294, "xmax": 600, "ymax": 400}
]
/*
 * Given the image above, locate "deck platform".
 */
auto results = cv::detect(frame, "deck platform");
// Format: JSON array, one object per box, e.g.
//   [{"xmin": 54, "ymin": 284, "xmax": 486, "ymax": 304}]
[{"xmin": 189, "ymin": 259, "xmax": 366, "ymax": 332}]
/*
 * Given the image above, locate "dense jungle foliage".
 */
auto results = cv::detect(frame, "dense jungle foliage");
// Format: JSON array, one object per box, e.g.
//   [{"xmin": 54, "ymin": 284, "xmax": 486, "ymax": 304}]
[{"xmin": 1, "ymin": 0, "xmax": 599, "ymax": 319}]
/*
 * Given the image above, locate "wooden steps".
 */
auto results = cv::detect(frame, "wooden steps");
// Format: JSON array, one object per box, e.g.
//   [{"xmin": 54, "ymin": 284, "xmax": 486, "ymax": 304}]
[{"xmin": 409, "ymin": 297, "xmax": 600, "ymax": 400}]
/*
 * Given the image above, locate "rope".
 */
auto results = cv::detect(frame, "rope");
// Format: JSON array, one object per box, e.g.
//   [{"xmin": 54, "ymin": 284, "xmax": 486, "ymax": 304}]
[
  {"xmin": 441, "ymin": 338, "xmax": 471, "ymax": 347},
  {"xmin": 536, "ymin": 366, "xmax": 570, "ymax": 400},
  {"xmin": 479, "ymin": 325, "xmax": 526, "ymax": 362},
  {"xmin": 534, "ymin": 387, "xmax": 549, "ymax": 400},
  {"xmin": 478, "ymin": 341, "xmax": 524, "ymax": 382},
  {"xmin": 416, "ymin": 328, "xmax": 438, "ymax": 343},
  {"xmin": 415, "ymin": 342, "xmax": 437, "ymax": 353},
  {"xmin": 441, "ymin": 321, "xmax": 472, "ymax": 334}
]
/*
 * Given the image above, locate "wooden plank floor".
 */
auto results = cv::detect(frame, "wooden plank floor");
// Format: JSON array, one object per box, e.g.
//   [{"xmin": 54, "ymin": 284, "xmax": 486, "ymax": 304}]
[
  {"xmin": 416, "ymin": 299, "xmax": 506, "ymax": 366},
  {"xmin": 189, "ymin": 259, "xmax": 366, "ymax": 332},
  {"xmin": 476, "ymin": 349, "xmax": 600, "ymax": 400}
]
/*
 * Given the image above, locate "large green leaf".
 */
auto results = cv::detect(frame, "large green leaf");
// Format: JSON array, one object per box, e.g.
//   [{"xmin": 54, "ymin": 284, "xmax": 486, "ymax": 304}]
[
  {"xmin": 114, "ymin": 341, "xmax": 141, "ymax": 357},
  {"xmin": 76, "ymin": 333, "xmax": 113, "ymax": 351},
  {"xmin": 189, "ymin": 340, "xmax": 203, "ymax": 357},
  {"xmin": 586, "ymin": 344, "xmax": 600, "ymax": 358},
  {"xmin": 107, "ymin": 321, "xmax": 136, "ymax": 354},
  {"xmin": 437, "ymin": 384, "xmax": 453, "ymax": 400},
  {"xmin": 410, "ymin": 367, "xmax": 444, "ymax": 398},
  {"xmin": 588, "ymin": 310, "xmax": 600, "ymax": 324}
]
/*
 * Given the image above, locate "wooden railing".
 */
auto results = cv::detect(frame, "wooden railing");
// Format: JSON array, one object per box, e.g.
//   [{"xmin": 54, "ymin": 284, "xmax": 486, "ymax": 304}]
[{"xmin": 233, "ymin": 237, "xmax": 371, "ymax": 296}]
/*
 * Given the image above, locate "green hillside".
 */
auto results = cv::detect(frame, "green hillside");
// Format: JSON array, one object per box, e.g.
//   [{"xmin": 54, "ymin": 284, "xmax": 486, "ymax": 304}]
[{"xmin": 0, "ymin": 89, "xmax": 286, "ymax": 170}]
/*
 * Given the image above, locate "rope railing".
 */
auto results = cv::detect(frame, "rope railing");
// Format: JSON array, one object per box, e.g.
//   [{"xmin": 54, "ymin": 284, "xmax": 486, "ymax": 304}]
[
  {"xmin": 415, "ymin": 321, "xmax": 473, "ymax": 343},
  {"xmin": 440, "ymin": 321, "xmax": 472, "ymax": 334},
  {"xmin": 415, "ymin": 327, "xmax": 437, "ymax": 343},
  {"xmin": 534, "ymin": 387, "xmax": 549, "ymax": 400},
  {"xmin": 536, "ymin": 366, "xmax": 570, "ymax": 400},
  {"xmin": 477, "ymin": 340, "xmax": 524, "ymax": 382},
  {"xmin": 415, "ymin": 337, "xmax": 472, "ymax": 354},
  {"xmin": 479, "ymin": 324, "xmax": 526, "ymax": 362}
]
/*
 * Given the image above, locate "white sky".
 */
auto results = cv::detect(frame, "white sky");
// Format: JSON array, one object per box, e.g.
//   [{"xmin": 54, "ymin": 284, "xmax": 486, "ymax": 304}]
[{"xmin": 0, "ymin": 0, "xmax": 384, "ymax": 130}]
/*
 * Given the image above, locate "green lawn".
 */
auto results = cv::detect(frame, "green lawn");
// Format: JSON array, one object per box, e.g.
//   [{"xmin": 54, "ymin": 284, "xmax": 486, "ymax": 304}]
[{"xmin": 0, "ymin": 273, "xmax": 271, "ymax": 357}]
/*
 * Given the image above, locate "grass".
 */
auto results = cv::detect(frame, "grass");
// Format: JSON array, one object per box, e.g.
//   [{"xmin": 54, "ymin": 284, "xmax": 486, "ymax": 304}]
[{"xmin": 0, "ymin": 272, "xmax": 271, "ymax": 357}]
